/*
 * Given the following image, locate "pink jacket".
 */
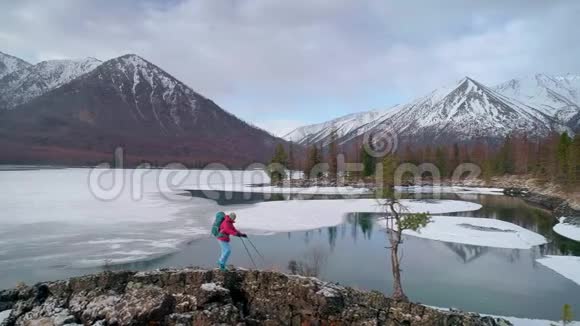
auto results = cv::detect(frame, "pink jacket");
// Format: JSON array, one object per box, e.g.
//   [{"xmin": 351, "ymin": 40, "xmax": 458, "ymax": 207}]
[{"xmin": 217, "ymin": 216, "xmax": 241, "ymax": 242}]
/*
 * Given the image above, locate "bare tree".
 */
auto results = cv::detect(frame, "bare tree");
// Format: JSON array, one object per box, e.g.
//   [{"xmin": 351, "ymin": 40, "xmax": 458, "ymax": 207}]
[{"xmin": 379, "ymin": 155, "xmax": 430, "ymax": 302}]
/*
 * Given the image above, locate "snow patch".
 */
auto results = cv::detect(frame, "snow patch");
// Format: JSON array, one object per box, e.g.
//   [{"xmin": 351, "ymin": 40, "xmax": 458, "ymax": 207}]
[
  {"xmin": 378, "ymin": 216, "xmax": 547, "ymax": 249},
  {"xmin": 536, "ymin": 255, "xmax": 580, "ymax": 286},
  {"xmin": 0, "ymin": 310, "xmax": 11, "ymax": 324},
  {"xmin": 496, "ymin": 316, "xmax": 577, "ymax": 326},
  {"xmin": 395, "ymin": 186, "xmax": 504, "ymax": 195},
  {"xmin": 425, "ymin": 305, "xmax": 577, "ymax": 326},
  {"xmin": 315, "ymin": 283, "xmax": 344, "ymax": 297},
  {"xmin": 231, "ymin": 199, "xmax": 481, "ymax": 233},
  {"xmin": 200, "ymin": 282, "xmax": 229, "ymax": 292}
]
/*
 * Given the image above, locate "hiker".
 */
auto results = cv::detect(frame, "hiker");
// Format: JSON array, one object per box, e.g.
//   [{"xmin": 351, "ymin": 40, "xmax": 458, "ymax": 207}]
[{"xmin": 213, "ymin": 212, "xmax": 247, "ymax": 271}]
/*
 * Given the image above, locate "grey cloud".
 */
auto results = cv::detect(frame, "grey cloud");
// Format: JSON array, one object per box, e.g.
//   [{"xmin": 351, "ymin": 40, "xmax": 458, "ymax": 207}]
[{"xmin": 1, "ymin": 0, "xmax": 579, "ymax": 131}]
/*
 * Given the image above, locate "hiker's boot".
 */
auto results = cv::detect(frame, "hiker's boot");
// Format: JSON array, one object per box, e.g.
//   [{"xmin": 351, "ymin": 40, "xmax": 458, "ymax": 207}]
[{"xmin": 219, "ymin": 262, "xmax": 226, "ymax": 271}]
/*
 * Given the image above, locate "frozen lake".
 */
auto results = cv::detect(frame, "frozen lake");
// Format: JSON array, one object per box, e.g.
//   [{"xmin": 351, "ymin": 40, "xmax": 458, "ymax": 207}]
[{"xmin": 0, "ymin": 167, "xmax": 579, "ymax": 321}]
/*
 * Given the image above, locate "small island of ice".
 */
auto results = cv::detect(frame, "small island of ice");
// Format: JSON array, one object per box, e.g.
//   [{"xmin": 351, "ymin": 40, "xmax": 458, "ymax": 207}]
[
  {"xmin": 379, "ymin": 216, "xmax": 547, "ymax": 249},
  {"xmin": 553, "ymin": 217, "xmax": 580, "ymax": 242}
]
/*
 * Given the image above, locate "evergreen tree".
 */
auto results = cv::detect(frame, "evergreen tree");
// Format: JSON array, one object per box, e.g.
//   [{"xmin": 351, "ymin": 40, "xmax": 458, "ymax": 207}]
[
  {"xmin": 423, "ymin": 145, "xmax": 434, "ymax": 163},
  {"xmin": 527, "ymin": 139, "xmax": 540, "ymax": 175},
  {"xmin": 452, "ymin": 143, "xmax": 460, "ymax": 172},
  {"xmin": 328, "ymin": 129, "xmax": 339, "ymax": 180},
  {"xmin": 402, "ymin": 144, "xmax": 416, "ymax": 164},
  {"xmin": 535, "ymin": 135, "xmax": 558, "ymax": 181},
  {"xmin": 435, "ymin": 146, "xmax": 447, "ymax": 178},
  {"xmin": 288, "ymin": 142, "xmax": 295, "ymax": 179},
  {"xmin": 268, "ymin": 143, "xmax": 288, "ymax": 183},
  {"xmin": 361, "ymin": 147, "xmax": 375, "ymax": 177},
  {"xmin": 513, "ymin": 134, "xmax": 530, "ymax": 174},
  {"xmin": 557, "ymin": 132, "xmax": 572, "ymax": 183},
  {"xmin": 305, "ymin": 144, "xmax": 323, "ymax": 179},
  {"xmin": 381, "ymin": 154, "xmax": 398, "ymax": 191},
  {"xmin": 482, "ymin": 159, "xmax": 493, "ymax": 184},
  {"xmin": 568, "ymin": 135, "xmax": 580, "ymax": 188},
  {"xmin": 495, "ymin": 135, "xmax": 515, "ymax": 175},
  {"xmin": 302, "ymin": 144, "xmax": 311, "ymax": 179},
  {"xmin": 471, "ymin": 139, "xmax": 488, "ymax": 167}
]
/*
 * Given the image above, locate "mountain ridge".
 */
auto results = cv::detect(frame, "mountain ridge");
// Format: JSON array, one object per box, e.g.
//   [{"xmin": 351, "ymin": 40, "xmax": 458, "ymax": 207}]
[
  {"xmin": 286, "ymin": 75, "xmax": 575, "ymax": 147},
  {"xmin": 494, "ymin": 73, "xmax": 580, "ymax": 129},
  {"xmin": 0, "ymin": 51, "xmax": 32, "ymax": 79},
  {"xmin": 0, "ymin": 52, "xmax": 285, "ymax": 167},
  {"xmin": 0, "ymin": 57, "xmax": 102, "ymax": 110}
]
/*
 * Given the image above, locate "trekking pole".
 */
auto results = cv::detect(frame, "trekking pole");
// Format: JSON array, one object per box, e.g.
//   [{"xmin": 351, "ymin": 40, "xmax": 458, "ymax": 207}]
[
  {"xmin": 246, "ymin": 237, "xmax": 265, "ymax": 261},
  {"xmin": 240, "ymin": 238, "xmax": 258, "ymax": 269}
]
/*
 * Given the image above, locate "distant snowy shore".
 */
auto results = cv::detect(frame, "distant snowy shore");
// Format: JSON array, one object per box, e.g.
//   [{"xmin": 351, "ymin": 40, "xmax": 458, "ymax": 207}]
[
  {"xmin": 184, "ymin": 182, "xmax": 505, "ymax": 196},
  {"xmin": 554, "ymin": 217, "xmax": 580, "ymax": 242}
]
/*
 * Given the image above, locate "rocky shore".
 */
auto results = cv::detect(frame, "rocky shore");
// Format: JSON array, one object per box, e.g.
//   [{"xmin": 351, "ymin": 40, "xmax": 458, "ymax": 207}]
[
  {"xmin": 458, "ymin": 176, "xmax": 580, "ymax": 223},
  {"xmin": 0, "ymin": 268, "xmax": 512, "ymax": 326},
  {"xmin": 268, "ymin": 176, "xmax": 580, "ymax": 225},
  {"xmin": 502, "ymin": 188, "xmax": 580, "ymax": 225}
]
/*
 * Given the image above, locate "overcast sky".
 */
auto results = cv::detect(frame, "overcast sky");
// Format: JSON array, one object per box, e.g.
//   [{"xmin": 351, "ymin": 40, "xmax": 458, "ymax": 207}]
[{"xmin": 1, "ymin": 0, "xmax": 579, "ymax": 136}]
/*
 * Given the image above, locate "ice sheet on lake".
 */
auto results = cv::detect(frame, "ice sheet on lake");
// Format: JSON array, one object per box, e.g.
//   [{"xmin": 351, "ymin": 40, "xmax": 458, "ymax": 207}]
[
  {"xmin": 0, "ymin": 168, "xmax": 481, "ymax": 270},
  {"xmin": 0, "ymin": 168, "xmax": 220, "ymax": 225},
  {"xmin": 231, "ymin": 199, "xmax": 482, "ymax": 233},
  {"xmin": 0, "ymin": 168, "xmax": 221, "ymax": 269},
  {"xmin": 379, "ymin": 216, "xmax": 547, "ymax": 249},
  {"xmin": 553, "ymin": 217, "xmax": 580, "ymax": 242},
  {"xmin": 536, "ymin": 255, "xmax": 580, "ymax": 286}
]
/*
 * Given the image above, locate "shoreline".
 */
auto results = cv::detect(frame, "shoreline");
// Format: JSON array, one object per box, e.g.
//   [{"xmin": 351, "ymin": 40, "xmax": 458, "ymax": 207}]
[
  {"xmin": 270, "ymin": 177, "xmax": 580, "ymax": 223},
  {"xmin": 268, "ymin": 176, "xmax": 580, "ymax": 243},
  {"xmin": 0, "ymin": 268, "xmax": 513, "ymax": 326}
]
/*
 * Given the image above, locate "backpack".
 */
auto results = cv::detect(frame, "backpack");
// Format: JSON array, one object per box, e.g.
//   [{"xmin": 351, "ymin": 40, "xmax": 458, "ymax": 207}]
[{"xmin": 211, "ymin": 211, "xmax": 226, "ymax": 237}]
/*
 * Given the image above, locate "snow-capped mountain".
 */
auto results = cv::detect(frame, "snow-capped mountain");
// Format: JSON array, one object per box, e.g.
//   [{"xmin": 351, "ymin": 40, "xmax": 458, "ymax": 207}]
[
  {"xmin": 494, "ymin": 73, "xmax": 580, "ymax": 129},
  {"xmin": 384, "ymin": 77, "xmax": 566, "ymax": 141},
  {"xmin": 0, "ymin": 53, "xmax": 283, "ymax": 166},
  {"xmin": 284, "ymin": 109, "xmax": 393, "ymax": 145},
  {"xmin": 0, "ymin": 57, "xmax": 102, "ymax": 110},
  {"xmin": 0, "ymin": 51, "xmax": 31, "ymax": 79},
  {"xmin": 285, "ymin": 77, "xmax": 569, "ymax": 147}
]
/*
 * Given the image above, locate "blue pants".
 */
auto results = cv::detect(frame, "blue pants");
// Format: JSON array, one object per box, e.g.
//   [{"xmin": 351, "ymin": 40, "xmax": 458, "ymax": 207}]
[{"xmin": 218, "ymin": 240, "xmax": 231, "ymax": 266}]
